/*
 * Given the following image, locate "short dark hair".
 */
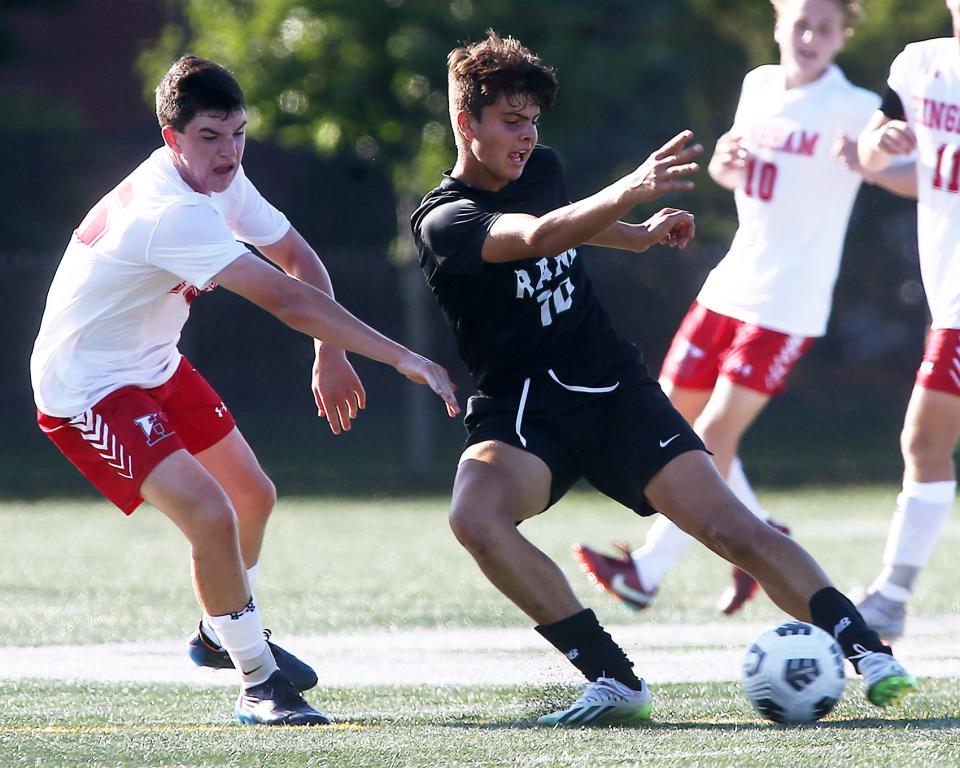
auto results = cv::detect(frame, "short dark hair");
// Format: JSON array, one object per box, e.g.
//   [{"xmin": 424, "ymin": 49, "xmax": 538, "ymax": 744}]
[
  {"xmin": 155, "ymin": 55, "xmax": 245, "ymax": 132},
  {"xmin": 447, "ymin": 31, "xmax": 558, "ymax": 119}
]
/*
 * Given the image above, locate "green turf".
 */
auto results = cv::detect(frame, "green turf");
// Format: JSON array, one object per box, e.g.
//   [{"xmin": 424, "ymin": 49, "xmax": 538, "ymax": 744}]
[
  {"xmin": 1, "ymin": 679, "xmax": 958, "ymax": 768},
  {"xmin": 2, "ymin": 487, "xmax": 958, "ymax": 644},
  {"xmin": 1, "ymin": 489, "xmax": 959, "ymax": 766}
]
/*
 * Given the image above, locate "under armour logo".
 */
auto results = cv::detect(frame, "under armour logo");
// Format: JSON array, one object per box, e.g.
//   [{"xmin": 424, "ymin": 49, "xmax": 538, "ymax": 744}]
[
  {"xmin": 133, "ymin": 412, "xmax": 174, "ymax": 447},
  {"xmin": 214, "ymin": 403, "xmax": 228, "ymax": 418},
  {"xmin": 566, "ymin": 648, "xmax": 580, "ymax": 661}
]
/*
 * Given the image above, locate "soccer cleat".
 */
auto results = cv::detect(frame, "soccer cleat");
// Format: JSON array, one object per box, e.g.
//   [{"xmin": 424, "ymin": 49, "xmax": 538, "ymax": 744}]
[
  {"xmin": 235, "ymin": 670, "xmax": 330, "ymax": 726},
  {"xmin": 572, "ymin": 542, "xmax": 657, "ymax": 611},
  {"xmin": 855, "ymin": 591, "xmax": 907, "ymax": 641},
  {"xmin": 187, "ymin": 624, "xmax": 319, "ymax": 692},
  {"xmin": 717, "ymin": 518, "xmax": 791, "ymax": 615},
  {"xmin": 537, "ymin": 676, "xmax": 652, "ymax": 727},
  {"xmin": 856, "ymin": 651, "xmax": 917, "ymax": 707}
]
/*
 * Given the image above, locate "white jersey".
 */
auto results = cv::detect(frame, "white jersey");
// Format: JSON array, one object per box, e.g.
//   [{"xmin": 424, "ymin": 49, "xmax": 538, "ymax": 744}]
[
  {"xmin": 697, "ymin": 65, "xmax": 879, "ymax": 337},
  {"xmin": 31, "ymin": 147, "xmax": 290, "ymax": 417},
  {"xmin": 888, "ymin": 38, "xmax": 960, "ymax": 330}
]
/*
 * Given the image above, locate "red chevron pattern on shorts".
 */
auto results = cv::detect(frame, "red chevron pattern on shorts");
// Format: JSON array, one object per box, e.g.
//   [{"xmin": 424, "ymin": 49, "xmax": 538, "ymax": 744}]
[
  {"xmin": 951, "ymin": 341, "xmax": 960, "ymax": 391},
  {"xmin": 69, "ymin": 410, "xmax": 134, "ymax": 479}
]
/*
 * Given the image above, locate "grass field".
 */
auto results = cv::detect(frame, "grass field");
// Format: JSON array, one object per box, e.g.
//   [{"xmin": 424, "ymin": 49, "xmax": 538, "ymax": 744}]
[{"xmin": 2, "ymin": 486, "xmax": 959, "ymax": 767}]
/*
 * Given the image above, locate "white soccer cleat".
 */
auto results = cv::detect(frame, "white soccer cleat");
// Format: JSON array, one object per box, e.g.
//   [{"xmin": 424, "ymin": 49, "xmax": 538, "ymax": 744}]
[
  {"xmin": 856, "ymin": 650, "xmax": 917, "ymax": 707},
  {"xmin": 537, "ymin": 676, "xmax": 652, "ymax": 727}
]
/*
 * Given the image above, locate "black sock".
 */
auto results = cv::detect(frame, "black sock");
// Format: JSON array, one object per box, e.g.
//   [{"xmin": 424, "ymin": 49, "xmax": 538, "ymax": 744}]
[
  {"xmin": 535, "ymin": 608, "xmax": 642, "ymax": 690},
  {"xmin": 809, "ymin": 587, "xmax": 891, "ymax": 672}
]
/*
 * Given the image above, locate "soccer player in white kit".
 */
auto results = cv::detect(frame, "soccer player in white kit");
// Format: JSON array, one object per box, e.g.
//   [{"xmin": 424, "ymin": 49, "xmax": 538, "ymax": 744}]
[
  {"xmin": 855, "ymin": 0, "xmax": 960, "ymax": 639},
  {"xmin": 574, "ymin": 0, "xmax": 914, "ymax": 615},
  {"xmin": 30, "ymin": 56, "xmax": 459, "ymax": 725}
]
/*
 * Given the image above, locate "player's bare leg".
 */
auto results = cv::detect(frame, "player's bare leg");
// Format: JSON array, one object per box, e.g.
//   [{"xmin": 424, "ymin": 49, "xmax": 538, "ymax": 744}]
[
  {"xmin": 450, "ymin": 441, "xmax": 577, "ymax": 624},
  {"xmin": 660, "ymin": 381, "xmax": 711, "ymax": 423},
  {"xmin": 141, "ymin": 450, "xmax": 250, "ymax": 614},
  {"xmin": 451, "ymin": 440, "xmax": 651, "ymax": 724},
  {"xmin": 645, "ymin": 449, "xmax": 915, "ymax": 706},
  {"xmin": 645, "ymin": 451, "xmax": 824, "ymax": 618},
  {"xmin": 141, "ymin": 451, "xmax": 326, "ymax": 724},
  {"xmin": 191, "ymin": 427, "xmax": 318, "ymax": 691},
  {"xmin": 860, "ymin": 386, "xmax": 960, "ymax": 638},
  {"xmin": 196, "ymin": 427, "xmax": 276, "ymax": 569},
  {"xmin": 587, "ymin": 380, "xmax": 780, "ymax": 612}
]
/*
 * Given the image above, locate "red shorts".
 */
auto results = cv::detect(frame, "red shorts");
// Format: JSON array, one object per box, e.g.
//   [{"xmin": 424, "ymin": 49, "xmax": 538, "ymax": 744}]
[
  {"xmin": 659, "ymin": 303, "xmax": 814, "ymax": 396},
  {"xmin": 916, "ymin": 328, "xmax": 960, "ymax": 395},
  {"xmin": 37, "ymin": 357, "xmax": 236, "ymax": 514}
]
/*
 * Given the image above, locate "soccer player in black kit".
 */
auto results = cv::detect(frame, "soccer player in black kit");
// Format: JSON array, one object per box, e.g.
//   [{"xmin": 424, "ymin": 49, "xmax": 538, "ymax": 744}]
[{"xmin": 411, "ymin": 31, "xmax": 915, "ymax": 725}]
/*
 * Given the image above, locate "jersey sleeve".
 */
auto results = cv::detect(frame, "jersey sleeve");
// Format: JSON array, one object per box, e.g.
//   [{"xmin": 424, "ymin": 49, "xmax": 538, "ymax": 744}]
[
  {"xmin": 885, "ymin": 46, "xmax": 913, "ymax": 119},
  {"xmin": 417, "ymin": 199, "xmax": 501, "ymax": 275},
  {"xmin": 880, "ymin": 88, "xmax": 907, "ymax": 121},
  {"xmin": 148, "ymin": 201, "xmax": 250, "ymax": 288},
  {"xmin": 215, "ymin": 166, "xmax": 291, "ymax": 247}
]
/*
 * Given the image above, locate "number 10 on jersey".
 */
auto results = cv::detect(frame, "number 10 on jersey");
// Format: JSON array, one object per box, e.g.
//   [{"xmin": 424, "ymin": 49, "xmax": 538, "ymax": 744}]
[{"xmin": 743, "ymin": 157, "xmax": 778, "ymax": 202}]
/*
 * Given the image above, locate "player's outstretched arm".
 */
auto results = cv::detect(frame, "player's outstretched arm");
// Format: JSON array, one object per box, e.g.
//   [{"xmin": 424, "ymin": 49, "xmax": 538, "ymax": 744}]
[
  {"xmin": 833, "ymin": 131, "xmax": 917, "ymax": 199},
  {"xmin": 260, "ymin": 226, "xmax": 367, "ymax": 434},
  {"xmin": 587, "ymin": 209, "xmax": 695, "ymax": 253},
  {"xmin": 480, "ymin": 131, "xmax": 701, "ymax": 263},
  {"xmin": 857, "ymin": 111, "xmax": 916, "ymax": 173},
  {"xmin": 215, "ymin": 252, "xmax": 459, "ymax": 417}
]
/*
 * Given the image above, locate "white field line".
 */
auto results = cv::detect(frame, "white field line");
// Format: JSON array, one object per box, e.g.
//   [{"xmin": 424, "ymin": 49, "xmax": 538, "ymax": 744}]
[{"xmin": 2, "ymin": 616, "xmax": 958, "ymax": 688}]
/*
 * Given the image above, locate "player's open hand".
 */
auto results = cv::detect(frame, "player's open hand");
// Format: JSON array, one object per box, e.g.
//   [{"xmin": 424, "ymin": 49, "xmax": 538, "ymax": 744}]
[
  {"xmin": 712, "ymin": 131, "xmax": 750, "ymax": 176},
  {"xmin": 641, "ymin": 208, "xmax": 695, "ymax": 250},
  {"xmin": 831, "ymin": 133, "xmax": 861, "ymax": 172},
  {"xmin": 394, "ymin": 351, "xmax": 460, "ymax": 417},
  {"xmin": 869, "ymin": 120, "xmax": 916, "ymax": 157},
  {"xmin": 312, "ymin": 344, "xmax": 366, "ymax": 435},
  {"xmin": 625, "ymin": 130, "xmax": 702, "ymax": 203}
]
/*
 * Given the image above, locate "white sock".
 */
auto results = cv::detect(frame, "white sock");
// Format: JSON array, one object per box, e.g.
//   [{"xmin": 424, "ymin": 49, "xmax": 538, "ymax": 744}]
[
  {"xmin": 201, "ymin": 563, "xmax": 260, "ymax": 647},
  {"xmin": 869, "ymin": 480, "xmax": 955, "ymax": 602},
  {"xmin": 205, "ymin": 598, "xmax": 277, "ymax": 687},
  {"xmin": 631, "ymin": 457, "xmax": 762, "ymax": 589},
  {"xmin": 727, "ymin": 457, "xmax": 768, "ymax": 521},
  {"xmin": 631, "ymin": 515, "xmax": 693, "ymax": 590}
]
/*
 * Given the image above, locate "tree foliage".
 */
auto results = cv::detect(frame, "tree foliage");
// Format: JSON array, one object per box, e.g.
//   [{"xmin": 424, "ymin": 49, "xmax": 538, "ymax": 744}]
[{"xmin": 141, "ymin": 0, "xmax": 950, "ymax": 242}]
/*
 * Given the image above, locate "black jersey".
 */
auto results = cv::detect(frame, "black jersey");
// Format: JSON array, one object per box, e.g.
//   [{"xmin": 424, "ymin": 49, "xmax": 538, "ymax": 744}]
[{"xmin": 411, "ymin": 146, "xmax": 641, "ymax": 395}]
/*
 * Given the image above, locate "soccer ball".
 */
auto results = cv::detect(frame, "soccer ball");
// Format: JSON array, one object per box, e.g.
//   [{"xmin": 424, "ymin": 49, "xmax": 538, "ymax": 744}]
[{"xmin": 741, "ymin": 620, "xmax": 846, "ymax": 724}]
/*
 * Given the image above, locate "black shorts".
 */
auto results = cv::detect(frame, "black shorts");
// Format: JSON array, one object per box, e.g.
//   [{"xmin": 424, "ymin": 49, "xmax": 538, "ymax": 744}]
[{"xmin": 463, "ymin": 363, "xmax": 708, "ymax": 515}]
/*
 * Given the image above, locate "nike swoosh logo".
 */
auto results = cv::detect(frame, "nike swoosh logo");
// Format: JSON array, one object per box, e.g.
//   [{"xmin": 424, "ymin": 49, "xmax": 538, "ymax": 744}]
[
  {"xmin": 610, "ymin": 573, "xmax": 653, "ymax": 605},
  {"xmin": 659, "ymin": 433, "xmax": 681, "ymax": 448}
]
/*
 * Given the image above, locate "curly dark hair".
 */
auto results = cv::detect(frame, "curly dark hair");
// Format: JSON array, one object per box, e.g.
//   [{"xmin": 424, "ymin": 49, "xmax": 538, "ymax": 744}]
[
  {"xmin": 447, "ymin": 30, "xmax": 558, "ymax": 119},
  {"xmin": 155, "ymin": 55, "xmax": 245, "ymax": 132}
]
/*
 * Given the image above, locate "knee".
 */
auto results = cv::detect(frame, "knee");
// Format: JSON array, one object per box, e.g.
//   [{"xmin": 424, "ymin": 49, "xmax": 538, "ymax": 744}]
[
  {"xmin": 900, "ymin": 424, "xmax": 947, "ymax": 474},
  {"xmin": 237, "ymin": 473, "xmax": 277, "ymax": 523},
  {"xmin": 448, "ymin": 504, "xmax": 505, "ymax": 557},
  {"xmin": 190, "ymin": 499, "xmax": 241, "ymax": 550}
]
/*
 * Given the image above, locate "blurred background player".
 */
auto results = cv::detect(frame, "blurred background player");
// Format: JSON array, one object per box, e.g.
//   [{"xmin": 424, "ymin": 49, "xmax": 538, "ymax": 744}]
[
  {"xmin": 575, "ymin": 0, "xmax": 914, "ymax": 616},
  {"xmin": 30, "ymin": 55, "xmax": 459, "ymax": 726},
  {"xmin": 412, "ymin": 31, "xmax": 914, "ymax": 727},
  {"xmin": 855, "ymin": 0, "xmax": 960, "ymax": 640}
]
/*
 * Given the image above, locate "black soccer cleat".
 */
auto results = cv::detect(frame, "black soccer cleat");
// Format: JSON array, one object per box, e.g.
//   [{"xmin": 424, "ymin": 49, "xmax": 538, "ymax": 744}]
[
  {"xmin": 235, "ymin": 670, "xmax": 330, "ymax": 726},
  {"xmin": 187, "ymin": 624, "xmax": 319, "ymax": 692}
]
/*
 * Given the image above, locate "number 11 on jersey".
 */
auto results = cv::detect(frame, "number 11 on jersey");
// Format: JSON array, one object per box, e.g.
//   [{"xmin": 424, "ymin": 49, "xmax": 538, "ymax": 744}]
[{"xmin": 933, "ymin": 144, "xmax": 960, "ymax": 193}]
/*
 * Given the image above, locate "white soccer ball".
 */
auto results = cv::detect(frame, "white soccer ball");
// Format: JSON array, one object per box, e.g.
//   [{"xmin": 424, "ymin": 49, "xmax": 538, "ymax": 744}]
[{"xmin": 741, "ymin": 620, "xmax": 846, "ymax": 724}]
